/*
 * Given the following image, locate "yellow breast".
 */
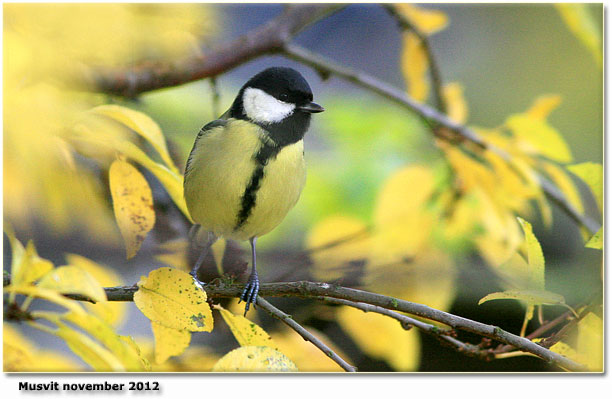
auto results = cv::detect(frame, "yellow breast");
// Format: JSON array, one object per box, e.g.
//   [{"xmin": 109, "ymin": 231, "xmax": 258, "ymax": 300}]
[{"xmin": 184, "ymin": 119, "xmax": 306, "ymax": 241}]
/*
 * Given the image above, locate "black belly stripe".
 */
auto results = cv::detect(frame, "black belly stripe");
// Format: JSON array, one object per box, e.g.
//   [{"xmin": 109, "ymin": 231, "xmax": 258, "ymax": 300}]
[{"xmin": 234, "ymin": 140, "xmax": 281, "ymax": 232}]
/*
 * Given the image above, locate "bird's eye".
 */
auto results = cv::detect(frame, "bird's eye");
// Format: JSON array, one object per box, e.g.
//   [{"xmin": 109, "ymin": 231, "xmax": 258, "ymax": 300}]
[{"xmin": 279, "ymin": 93, "xmax": 288, "ymax": 101}]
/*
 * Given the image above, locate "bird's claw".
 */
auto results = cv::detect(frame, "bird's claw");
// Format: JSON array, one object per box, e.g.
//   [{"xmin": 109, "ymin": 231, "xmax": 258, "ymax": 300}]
[{"xmin": 239, "ymin": 275, "xmax": 260, "ymax": 316}]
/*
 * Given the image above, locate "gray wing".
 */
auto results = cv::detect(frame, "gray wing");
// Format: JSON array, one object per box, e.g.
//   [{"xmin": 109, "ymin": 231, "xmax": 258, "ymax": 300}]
[{"xmin": 184, "ymin": 118, "xmax": 229, "ymax": 179}]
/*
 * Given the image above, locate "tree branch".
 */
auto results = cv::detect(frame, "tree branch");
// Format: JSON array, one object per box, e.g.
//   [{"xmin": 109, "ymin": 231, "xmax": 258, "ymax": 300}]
[
  {"xmin": 76, "ymin": 3, "xmax": 599, "ymax": 234},
  {"xmin": 281, "ymin": 44, "xmax": 601, "ymax": 235},
  {"xmin": 382, "ymin": 4, "xmax": 447, "ymax": 113},
  {"xmin": 4, "ymin": 274, "xmax": 585, "ymax": 371},
  {"xmin": 75, "ymin": 4, "xmax": 343, "ymax": 97},
  {"xmin": 320, "ymin": 297, "xmax": 492, "ymax": 361}
]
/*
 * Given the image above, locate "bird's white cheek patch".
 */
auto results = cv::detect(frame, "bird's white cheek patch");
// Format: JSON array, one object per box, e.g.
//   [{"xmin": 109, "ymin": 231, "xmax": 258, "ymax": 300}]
[{"xmin": 242, "ymin": 87, "xmax": 295, "ymax": 124}]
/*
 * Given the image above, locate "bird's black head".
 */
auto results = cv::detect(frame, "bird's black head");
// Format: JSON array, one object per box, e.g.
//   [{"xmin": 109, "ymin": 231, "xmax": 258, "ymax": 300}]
[{"xmin": 229, "ymin": 67, "xmax": 324, "ymax": 147}]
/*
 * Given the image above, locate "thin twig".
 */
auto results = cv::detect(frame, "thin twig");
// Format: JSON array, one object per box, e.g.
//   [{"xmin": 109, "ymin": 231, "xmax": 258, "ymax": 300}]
[
  {"xmin": 76, "ymin": 3, "xmax": 599, "ymax": 233},
  {"xmin": 382, "ymin": 4, "xmax": 447, "ymax": 113},
  {"xmin": 282, "ymin": 44, "xmax": 600, "ymax": 235},
  {"xmin": 256, "ymin": 297, "xmax": 357, "ymax": 372},
  {"xmin": 321, "ymin": 297, "xmax": 491, "ymax": 360}
]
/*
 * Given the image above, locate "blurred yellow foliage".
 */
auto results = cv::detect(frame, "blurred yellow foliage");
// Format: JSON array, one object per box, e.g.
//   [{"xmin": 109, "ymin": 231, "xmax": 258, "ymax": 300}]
[
  {"xmin": 3, "ymin": 3, "xmax": 216, "ymax": 239},
  {"xmin": 402, "ymin": 33, "xmax": 429, "ymax": 102},
  {"xmin": 443, "ymin": 82, "xmax": 468, "ymax": 124},
  {"xmin": 307, "ymin": 215, "xmax": 370, "ymax": 282},
  {"xmin": 4, "ymin": 324, "xmax": 82, "ymax": 372},
  {"xmin": 394, "ymin": 4, "xmax": 449, "ymax": 34},
  {"xmin": 307, "ymin": 165, "xmax": 457, "ymax": 370}
]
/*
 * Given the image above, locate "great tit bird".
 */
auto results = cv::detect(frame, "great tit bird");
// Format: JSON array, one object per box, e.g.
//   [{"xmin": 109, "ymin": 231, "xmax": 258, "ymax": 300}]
[{"xmin": 184, "ymin": 67, "xmax": 324, "ymax": 314}]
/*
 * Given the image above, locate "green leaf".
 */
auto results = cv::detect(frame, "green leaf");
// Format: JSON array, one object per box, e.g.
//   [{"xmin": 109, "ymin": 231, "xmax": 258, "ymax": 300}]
[
  {"xmin": 478, "ymin": 289, "xmax": 565, "ymax": 306},
  {"xmin": 585, "ymin": 227, "xmax": 603, "ymax": 250},
  {"xmin": 568, "ymin": 162, "xmax": 603, "ymax": 213},
  {"xmin": 517, "ymin": 217, "xmax": 545, "ymax": 290}
]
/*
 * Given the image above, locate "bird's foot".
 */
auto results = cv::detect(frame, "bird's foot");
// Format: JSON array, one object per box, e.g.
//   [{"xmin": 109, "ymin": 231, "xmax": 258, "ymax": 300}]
[{"xmin": 238, "ymin": 273, "xmax": 259, "ymax": 316}]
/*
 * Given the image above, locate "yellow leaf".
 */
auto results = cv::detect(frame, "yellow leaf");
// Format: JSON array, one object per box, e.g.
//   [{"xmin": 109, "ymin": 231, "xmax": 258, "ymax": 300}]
[
  {"xmin": 549, "ymin": 312, "xmax": 602, "ymax": 371},
  {"xmin": 585, "ymin": 227, "xmax": 603, "ymax": 250},
  {"xmin": 65, "ymin": 253, "xmax": 127, "ymax": 326},
  {"xmin": 4, "ymin": 285, "xmax": 85, "ymax": 315},
  {"xmin": 527, "ymin": 95, "xmax": 562, "ymax": 120},
  {"xmin": 72, "ymin": 124, "xmax": 190, "ymax": 220},
  {"xmin": 306, "ymin": 215, "xmax": 370, "ymax": 282},
  {"xmin": 37, "ymin": 265, "xmax": 107, "ymax": 303},
  {"xmin": 214, "ymin": 305, "xmax": 275, "ymax": 347},
  {"xmin": 143, "ymin": 341, "xmax": 220, "ymax": 372},
  {"xmin": 394, "ymin": 4, "xmax": 449, "ymax": 34},
  {"xmin": 91, "ymin": 105, "xmax": 178, "ymax": 173},
  {"xmin": 211, "ymin": 346, "xmax": 297, "ymax": 372},
  {"xmin": 372, "ymin": 165, "xmax": 437, "ymax": 262},
  {"xmin": 506, "ymin": 113, "xmax": 573, "ymax": 163},
  {"xmin": 401, "ymin": 32, "xmax": 429, "ymax": 102},
  {"xmin": 549, "ymin": 341, "xmax": 578, "ymax": 362},
  {"xmin": 576, "ymin": 312, "xmax": 603, "ymax": 371},
  {"xmin": 61, "ymin": 311, "xmax": 148, "ymax": 371},
  {"xmin": 542, "ymin": 162, "xmax": 583, "ymax": 215},
  {"xmin": 5, "ymin": 225, "xmax": 54, "ymax": 289},
  {"xmin": 556, "ymin": 4, "xmax": 602, "ymax": 67},
  {"xmin": 478, "ymin": 289, "xmax": 565, "ymax": 306},
  {"xmin": 568, "ymin": 162, "xmax": 602, "ymax": 212},
  {"xmin": 53, "ymin": 323, "xmax": 126, "ymax": 372},
  {"xmin": 338, "ymin": 306, "xmax": 420, "ymax": 371},
  {"xmin": 118, "ymin": 141, "xmax": 192, "ymax": 221},
  {"xmin": 3, "ymin": 324, "xmax": 36, "ymax": 371},
  {"xmin": 443, "ymin": 82, "xmax": 468, "ymax": 124},
  {"xmin": 510, "ymin": 157, "xmax": 553, "ymax": 227},
  {"xmin": 133, "ymin": 267, "xmax": 213, "ymax": 332},
  {"xmin": 3, "ymin": 324, "xmax": 81, "ymax": 372},
  {"xmin": 151, "ymin": 321, "xmax": 191, "ymax": 364},
  {"xmin": 109, "ymin": 159, "xmax": 156, "ymax": 259},
  {"xmin": 517, "ymin": 217, "xmax": 545, "ymax": 290}
]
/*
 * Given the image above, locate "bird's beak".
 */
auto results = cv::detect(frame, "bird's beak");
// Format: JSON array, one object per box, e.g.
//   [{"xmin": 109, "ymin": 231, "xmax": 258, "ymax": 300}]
[{"xmin": 298, "ymin": 102, "xmax": 325, "ymax": 113}]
